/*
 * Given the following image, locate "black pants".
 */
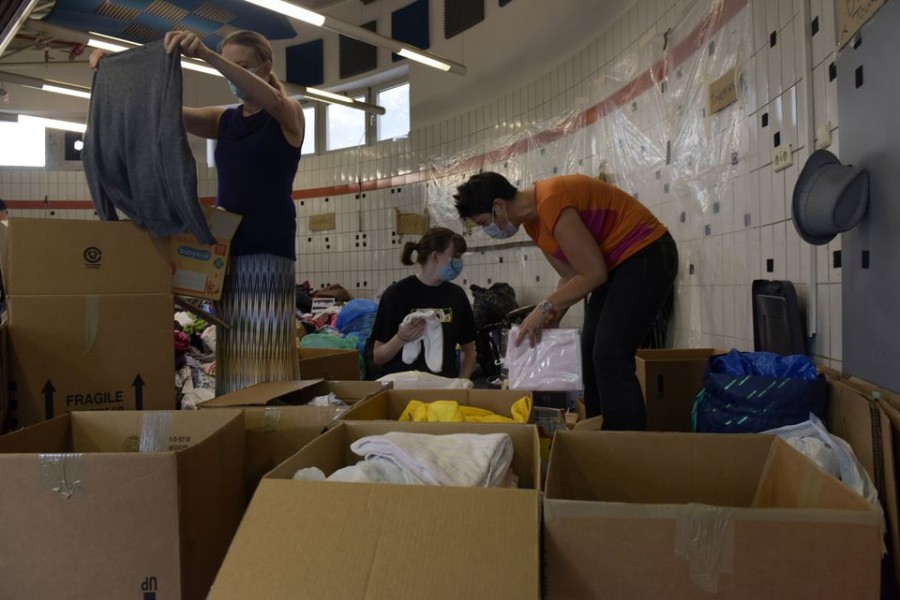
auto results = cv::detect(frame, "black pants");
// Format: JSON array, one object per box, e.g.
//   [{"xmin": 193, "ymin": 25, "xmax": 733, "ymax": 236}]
[{"xmin": 581, "ymin": 232, "xmax": 678, "ymax": 429}]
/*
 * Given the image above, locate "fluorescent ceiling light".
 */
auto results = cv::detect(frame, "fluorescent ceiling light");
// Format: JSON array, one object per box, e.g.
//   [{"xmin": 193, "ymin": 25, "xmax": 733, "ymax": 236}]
[
  {"xmin": 86, "ymin": 38, "xmax": 130, "ymax": 53},
  {"xmin": 397, "ymin": 48, "xmax": 451, "ymax": 72},
  {"xmin": 303, "ymin": 87, "xmax": 350, "ymax": 103},
  {"xmin": 19, "ymin": 115, "xmax": 86, "ymax": 133},
  {"xmin": 42, "ymin": 84, "xmax": 91, "ymax": 99},
  {"xmin": 241, "ymin": 0, "xmax": 325, "ymax": 26},
  {"xmin": 238, "ymin": 0, "xmax": 464, "ymax": 74}
]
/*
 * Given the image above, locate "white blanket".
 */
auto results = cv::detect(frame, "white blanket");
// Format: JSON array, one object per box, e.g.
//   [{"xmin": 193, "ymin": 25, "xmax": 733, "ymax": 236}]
[{"xmin": 350, "ymin": 432, "xmax": 514, "ymax": 487}]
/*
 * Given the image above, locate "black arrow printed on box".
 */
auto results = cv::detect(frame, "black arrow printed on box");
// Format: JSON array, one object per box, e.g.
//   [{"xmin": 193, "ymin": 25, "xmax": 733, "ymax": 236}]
[
  {"xmin": 133, "ymin": 374, "xmax": 144, "ymax": 411},
  {"xmin": 43, "ymin": 380, "xmax": 55, "ymax": 420}
]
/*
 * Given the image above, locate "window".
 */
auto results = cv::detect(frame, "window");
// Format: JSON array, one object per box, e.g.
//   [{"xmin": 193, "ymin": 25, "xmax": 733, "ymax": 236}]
[
  {"xmin": 0, "ymin": 120, "xmax": 45, "ymax": 167},
  {"xmin": 326, "ymin": 94, "xmax": 367, "ymax": 151},
  {"xmin": 377, "ymin": 82, "xmax": 410, "ymax": 141},
  {"xmin": 301, "ymin": 106, "xmax": 316, "ymax": 155}
]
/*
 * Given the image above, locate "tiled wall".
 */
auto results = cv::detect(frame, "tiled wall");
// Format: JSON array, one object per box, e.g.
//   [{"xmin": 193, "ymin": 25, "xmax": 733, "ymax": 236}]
[{"xmin": 0, "ymin": 0, "xmax": 846, "ymax": 369}]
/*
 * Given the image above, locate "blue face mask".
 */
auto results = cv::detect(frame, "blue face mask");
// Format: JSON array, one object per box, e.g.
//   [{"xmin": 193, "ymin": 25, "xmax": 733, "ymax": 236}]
[
  {"xmin": 228, "ymin": 80, "xmax": 248, "ymax": 100},
  {"xmin": 228, "ymin": 65, "xmax": 261, "ymax": 101},
  {"xmin": 482, "ymin": 207, "xmax": 518, "ymax": 240},
  {"xmin": 439, "ymin": 257, "xmax": 464, "ymax": 282}
]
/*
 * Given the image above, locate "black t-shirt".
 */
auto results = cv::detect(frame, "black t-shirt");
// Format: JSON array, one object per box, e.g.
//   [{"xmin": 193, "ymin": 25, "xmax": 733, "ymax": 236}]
[{"xmin": 371, "ymin": 275, "xmax": 476, "ymax": 378}]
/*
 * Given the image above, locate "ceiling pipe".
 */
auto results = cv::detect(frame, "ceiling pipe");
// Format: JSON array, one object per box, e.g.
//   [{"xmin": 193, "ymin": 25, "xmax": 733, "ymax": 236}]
[{"xmin": 0, "ymin": 0, "xmax": 42, "ymax": 58}]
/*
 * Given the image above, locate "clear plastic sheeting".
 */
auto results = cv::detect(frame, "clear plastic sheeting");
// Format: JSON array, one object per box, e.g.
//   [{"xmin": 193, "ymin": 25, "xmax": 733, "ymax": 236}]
[
  {"xmin": 139, "ymin": 412, "xmax": 173, "ymax": 453},
  {"xmin": 505, "ymin": 327, "xmax": 582, "ymax": 391},
  {"xmin": 427, "ymin": 0, "xmax": 756, "ymax": 348},
  {"xmin": 39, "ymin": 453, "xmax": 83, "ymax": 499}
]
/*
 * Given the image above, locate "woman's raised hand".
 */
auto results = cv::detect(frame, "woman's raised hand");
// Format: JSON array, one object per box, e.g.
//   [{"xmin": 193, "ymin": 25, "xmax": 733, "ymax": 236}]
[{"xmin": 163, "ymin": 30, "xmax": 210, "ymax": 61}]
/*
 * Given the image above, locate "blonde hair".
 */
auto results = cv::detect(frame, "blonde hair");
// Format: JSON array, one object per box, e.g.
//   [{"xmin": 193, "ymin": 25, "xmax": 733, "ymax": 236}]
[{"xmin": 220, "ymin": 30, "xmax": 285, "ymax": 93}]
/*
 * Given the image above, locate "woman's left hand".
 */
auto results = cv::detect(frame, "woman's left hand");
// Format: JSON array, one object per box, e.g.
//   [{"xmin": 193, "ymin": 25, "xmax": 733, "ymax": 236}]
[{"xmin": 514, "ymin": 307, "xmax": 547, "ymax": 348}]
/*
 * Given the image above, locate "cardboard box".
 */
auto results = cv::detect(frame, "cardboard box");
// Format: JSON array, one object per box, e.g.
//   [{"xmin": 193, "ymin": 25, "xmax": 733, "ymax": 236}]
[
  {"xmin": 339, "ymin": 386, "xmax": 532, "ymax": 422},
  {"xmin": 0, "ymin": 409, "xmax": 245, "ymax": 600},
  {"xmin": 198, "ymin": 379, "xmax": 391, "ymax": 498},
  {"xmin": 7, "ymin": 294, "xmax": 175, "ymax": 427},
  {"xmin": 635, "ymin": 348, "xmax": 720, "ymax": 431},
  {"xmin": 209, "ymin": 421, "xmax": 541, "ymax": 600},
  {"xmin": 297, "ymin": 347, "xmax": 360, "ymax": 380},
  {"xmin": 0, "ymin": 217, "xmax": 171, "ymax": 296},
  {"xmin": 171, "ymin": 207, "xmax": 242, "ymax": 300},
  {"xmin": 0, "ymin": 323, "xmax": 7, "ymax": 434},
  {"xmin": 821, "ymin": 366, "xmax": 900, "ymax": 597},
  {"xmin": 543, "ymin": 431, "xmax": 883, "ymax": 599}
]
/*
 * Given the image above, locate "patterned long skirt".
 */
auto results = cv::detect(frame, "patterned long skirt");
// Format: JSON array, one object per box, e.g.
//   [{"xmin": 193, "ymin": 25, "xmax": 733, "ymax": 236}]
[{"xmin": 215, "ymin": 253, "xmax": 299, "ymax": 395}]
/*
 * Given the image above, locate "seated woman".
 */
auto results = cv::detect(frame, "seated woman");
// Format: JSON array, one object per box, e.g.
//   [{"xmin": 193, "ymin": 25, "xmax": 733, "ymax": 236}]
[{"xmin": 370, "ymin": 227, "xmax": 477, "ymax": 379}]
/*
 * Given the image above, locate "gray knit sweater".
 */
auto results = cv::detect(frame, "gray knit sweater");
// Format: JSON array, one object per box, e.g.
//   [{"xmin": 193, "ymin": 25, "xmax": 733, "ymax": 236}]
[{"xmin": 83, "ymin": 40, "xmax": 215, "ymax": 244}]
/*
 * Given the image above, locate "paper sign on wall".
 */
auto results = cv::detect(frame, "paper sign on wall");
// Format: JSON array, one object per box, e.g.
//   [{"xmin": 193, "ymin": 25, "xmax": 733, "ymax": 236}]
[
  {"xmin": 708, "ymin": 66, "xmax": 738, "ymax": 115},
  {"xmin": 836, "ymin": 0, "xmax": 886, "ymax": 48},
  {"xmin": 309, "ymin": 213, "xmax": 336, "ymax": 231}
]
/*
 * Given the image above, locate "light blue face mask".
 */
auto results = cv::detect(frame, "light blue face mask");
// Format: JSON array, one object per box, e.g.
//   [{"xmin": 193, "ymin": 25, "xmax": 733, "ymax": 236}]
[
  {"xmin": 228, "ymin": 65, "xmax": 261, "ymax": 101},
  {"xmin": 439, "ymin": 257, "xmax": 464, "ymax": 282},
  {"xmin": 482, "ymin": 206, "xmax": 518, "ymax": 240}
]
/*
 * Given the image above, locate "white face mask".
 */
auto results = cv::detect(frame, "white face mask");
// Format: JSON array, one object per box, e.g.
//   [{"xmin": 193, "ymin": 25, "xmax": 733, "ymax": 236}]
[{"xmin": 482, "ymin": 206, "xmax": 518, "ymax": 239}]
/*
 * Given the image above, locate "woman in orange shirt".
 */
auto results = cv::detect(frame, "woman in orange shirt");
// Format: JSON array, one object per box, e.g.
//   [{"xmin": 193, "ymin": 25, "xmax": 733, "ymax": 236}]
[{"xmin": 455, "ymin": 172, "xmax": 678, "ymax": 430}]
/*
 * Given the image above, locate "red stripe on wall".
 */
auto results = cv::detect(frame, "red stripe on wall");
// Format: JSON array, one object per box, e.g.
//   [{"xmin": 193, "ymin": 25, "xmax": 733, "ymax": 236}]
[{"xmin": 5, "ymin": 0, "xmax": 748, "ymax": 209}]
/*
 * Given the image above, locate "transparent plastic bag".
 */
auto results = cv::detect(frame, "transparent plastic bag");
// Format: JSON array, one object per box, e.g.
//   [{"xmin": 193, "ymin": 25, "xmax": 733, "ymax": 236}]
[{"xmin": 505, "ymin": 327, "xmax": 582, "ymax": 391}]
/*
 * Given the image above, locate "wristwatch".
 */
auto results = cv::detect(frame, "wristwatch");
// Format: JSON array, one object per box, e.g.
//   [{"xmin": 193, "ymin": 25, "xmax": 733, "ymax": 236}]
[{"xmin": 536, "ymin": 299, "xmax": 556, "ymax": 317}]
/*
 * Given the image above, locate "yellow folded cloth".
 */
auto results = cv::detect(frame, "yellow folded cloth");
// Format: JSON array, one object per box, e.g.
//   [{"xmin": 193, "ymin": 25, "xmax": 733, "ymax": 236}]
[{"xmin": 399, "ymin": 397, "xmax": 531, "ymax": 423}]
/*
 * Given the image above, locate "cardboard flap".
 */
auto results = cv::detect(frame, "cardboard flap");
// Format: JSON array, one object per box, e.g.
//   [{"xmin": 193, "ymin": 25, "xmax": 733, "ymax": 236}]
[
  {"xmin": 199, "ymin": 380, "xmax": 327, "ymax": 408},
  {"xmin": 0, "ymin": 413, "xmax": 73, "ymax": 453},
  {"xmin": 209, "ymin": 479, "xmax": 539, "ymax": 600},
  {"xmin": 752, "ymin": 437, "xmax": 874, "ymax": 511},
  {"xmin": 545, "ymin": 431, "xmax": 771, "ymax": 506},
  {"xmin": 69, "ymin": 410, "xmax": 242, "ymax": 452}
]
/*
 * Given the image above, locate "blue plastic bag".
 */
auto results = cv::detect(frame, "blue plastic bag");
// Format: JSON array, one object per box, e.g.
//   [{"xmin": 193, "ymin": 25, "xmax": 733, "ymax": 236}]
[
  {"xmin": 692, "ymin": 350, "xmax": 827, "ymax": 433},
  {"xmin": 334, "ymin": 299, "xmax": 378, "ymax": 355}
]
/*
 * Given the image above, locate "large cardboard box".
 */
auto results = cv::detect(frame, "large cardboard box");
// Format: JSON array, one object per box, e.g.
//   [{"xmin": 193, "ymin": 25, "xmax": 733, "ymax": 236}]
[
  {"xmin": 171, "ymin": 207, "xmax": 242, "ymax": 300},
  {"xmin": 635, "ymin": 348, "xmax": 720, "ymax": 431},
  {"xmin": 209, "ymin": 421, "xmax": 541, "ymax": 600},
  {"xmin": 543, "ymin": 431, "xmax": 883, "ymax": 599},
  {"xmin": 297, "ymin": 347, "xmax": 360, "ymax": 380},
  {"xmin": 0, "ymin": 217, "xmax": 171, "ymax": 296},
  {"xmin": 198, "ymin": 379, "xmax": 391, "ymax": 498},
  {"xmin": 821, "ymin": 366, "xmax": 900, "ymax": 597},
  {"xmin": 7, "ymin": 294, "xmax": 174, "ymax": 427},
  {"xmin": 0, "ymin": 409, "xmax": 245, "ymax": 600},
  {"xmin": 339, "ymin": 386, "xmax": 532, "ymax": 422}
]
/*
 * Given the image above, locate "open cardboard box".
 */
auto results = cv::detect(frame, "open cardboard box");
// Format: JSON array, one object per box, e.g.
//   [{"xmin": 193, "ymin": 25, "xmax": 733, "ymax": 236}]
[
  {"xmin": 0, "ymin": 409, "xmax": 245, "ymax": 600},
  {"xmin": 198, "ymin": 379, "xmax": 391, "ymax": 499},
  {"xmin": 208, "ymin": 421, "xmax": 541, "ymax": 600},
  {"xmin": 297, "ymin": 347, "xmax": 361, "ymax": 380},
  {"xmin": 543, "ymin": 431, "xmax": 883, "ymax": 599},
  {"xmin": 339, "ymin": 387, "xmax": 532, "ymax": 422}
]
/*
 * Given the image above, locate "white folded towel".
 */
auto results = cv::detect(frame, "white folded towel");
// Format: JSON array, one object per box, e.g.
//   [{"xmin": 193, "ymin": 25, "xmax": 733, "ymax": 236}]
[{"xmin": 350, "ymin": 432, "xmax": 514, "ymax": 488}]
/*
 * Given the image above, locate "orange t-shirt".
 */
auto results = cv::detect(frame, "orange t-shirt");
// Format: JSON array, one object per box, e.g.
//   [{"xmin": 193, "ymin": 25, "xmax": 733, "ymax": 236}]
[{"xmin": 523, "ymin": 174, "xmax": 668, "ymax": 269}]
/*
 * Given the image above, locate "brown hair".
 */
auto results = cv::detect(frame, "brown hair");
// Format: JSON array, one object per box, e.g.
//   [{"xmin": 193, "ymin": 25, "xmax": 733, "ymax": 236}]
[
  {"xmin": 400, "ymin": 227, "xmax": 467, "ymax": 266},
  {"xmin": 220, "ymin": 30, "xmax": 285, "ymax": 93}
]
